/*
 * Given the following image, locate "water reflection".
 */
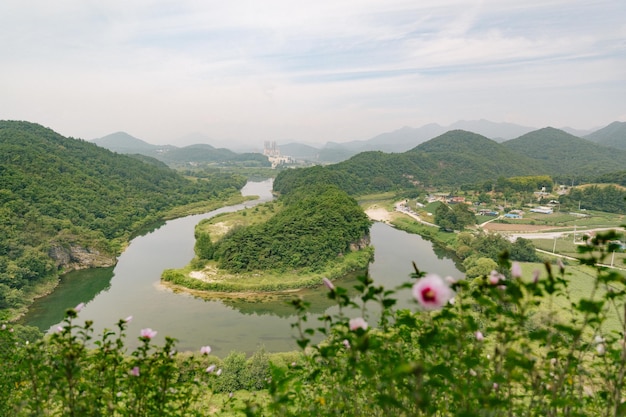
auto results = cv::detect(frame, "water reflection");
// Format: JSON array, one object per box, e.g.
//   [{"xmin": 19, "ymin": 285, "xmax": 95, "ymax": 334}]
[
  {"xmin": 20, "ymin": 180, "xmax": 463, "ymax": 354},
  {"xmin": 19, "ymin": 267, "xmax": 114, "ymax": 330},
  {"xmin": 218, "ymin": 272, "xmax": 365, "ymax": 318}
]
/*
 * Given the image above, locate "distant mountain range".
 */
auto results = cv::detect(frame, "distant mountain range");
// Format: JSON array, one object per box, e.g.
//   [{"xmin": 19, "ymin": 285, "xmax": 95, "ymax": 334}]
[
  {"xmin": 273, "ymin": 127, "xmax": 626, "ymax": 196},
  {"xmin": 92, "ymin": 120, "xmax": 625, "ymax": 165},
  {"xmin": 279, "ymin": 120, "xmax": 624, "ymax": 163},
  {"xmin": 92, "ymin": 132, "xmax": 270, "ymax": 167}
]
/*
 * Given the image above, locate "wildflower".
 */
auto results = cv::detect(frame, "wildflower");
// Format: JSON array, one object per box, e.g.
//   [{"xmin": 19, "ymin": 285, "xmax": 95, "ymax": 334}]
[
  {"xmin": 511, "ymin": 262, "xmax": 522, "ymax": 279},
  {"xmin": 74, "ymin": 302, "xmax": 85, "ymax": 312},
  {"xmin": 596, "ymin": 343, "xmax": 605, "ymax": 355},
  {"xmin": 200, "ymin": 346, "xmax": 212, "ymax": 355},
  {"xmin": 349, "ymin": 317, "xmax": 368, "ymax": 331},
  {"xmin": 412, "ymin": 274, "xmax": 454, "ymax": 310},
  {"xmin": 140, "ymin": 328, "xmax": 157, "ymax": 339},
  {"xmin": 322, "ymin": 277, "xmax": 335, "ymax": 291},
  {"xmin": 475, "ymin": 331, "xmax": 484, "ymax": 341},
  {"xmin": 206, "ymin": 364, "xmax": 216, "ymax": 373},
  {"xmin": 342, "ymin": 339, "xmax": 351, "ymax": 349},
  {"xmin": 532, "ymin": 269, "xmax": 540, "ymax": 284},
  {"xmin": 130, "ymin": 366, "xmax": 140, "ymax": 377},
  {"xmin": 1, "ymin": 324, "xmax": 5, "ymax": 330},
  {"xmin": 124, "ymin": 315, "xmax": 133, "ymax": 323},
  {"xmin": 469, "ymin": 369, "xmax": 477, "ymax": 377},
  {"xmin": 216, "ymin": 368, "xmax": 222, "ymax": 376},
  {"xmin": 489, "ymin": 270, "xmax": 504, "ymax": 285},
  {"xmin": 493, "ymin": 383, "xmax": 499, "ymax": 390},
  {"xmin": 229, "ymin": 392, "xmax": 233, "ymax": 398},
  {"xmin": 444, "ymin": 275, "xmax": 458, "ymax": 285}
]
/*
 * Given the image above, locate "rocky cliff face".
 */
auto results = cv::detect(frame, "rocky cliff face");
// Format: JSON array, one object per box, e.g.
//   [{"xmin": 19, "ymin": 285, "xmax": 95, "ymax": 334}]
[
  {"xmin": 48, "ymin": 244, "xmax": 116, "ymax": 271},
  {"xmin": 349, "ymin": 234, "xmax": 371, "ymax": 252}
]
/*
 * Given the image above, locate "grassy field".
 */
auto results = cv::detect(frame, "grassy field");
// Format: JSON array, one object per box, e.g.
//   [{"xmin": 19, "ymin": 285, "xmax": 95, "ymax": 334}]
[
  {"xmin": 519, "ymin": 260, "xmax": 624, "ymax": 334},
  {"xmin": 531, "ymin": 237, "xmax": 626, "ymax": 268},
  {"xmin": 197, "ymin": 201, "xmax": 281, "ymax": 242},
  {"xmin": 492, "ymin": 210, "xmax": 625, "ymax": 229}
]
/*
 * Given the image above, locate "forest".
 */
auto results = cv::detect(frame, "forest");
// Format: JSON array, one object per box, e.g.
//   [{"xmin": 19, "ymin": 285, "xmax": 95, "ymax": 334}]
[
  {"xmin": 0, "ymin": 121, "xmax": 246, "ymax": 318},
  {"xmin": 197, "ymin": 184, "xmax": 371, "ymax": 273}
]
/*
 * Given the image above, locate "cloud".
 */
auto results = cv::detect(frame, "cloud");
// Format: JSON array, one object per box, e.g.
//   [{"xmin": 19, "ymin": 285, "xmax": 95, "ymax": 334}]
[{"xmin": 0, "ymin": 0, "xmax": 624, "ymax": 144}]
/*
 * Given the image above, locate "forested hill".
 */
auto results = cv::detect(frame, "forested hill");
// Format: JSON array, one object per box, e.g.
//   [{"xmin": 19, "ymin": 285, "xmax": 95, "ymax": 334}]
[
  {"xmin": 503, "ymin": 127, "xmax": 626, "ymax": 177},
  {"xmin": 0, "ymin": 120, "xmax": 246, "ymax": 317},
  {"xmin": 274, "ymin": 130, "xmax": 544, "ymax": 195},
  {"xmin": 584, "ymin": 121, "xmax": 626, "ymax": 150},
  {"xmin": 274, "ymin": 128, "xmax": 626, "ymax": 196}
]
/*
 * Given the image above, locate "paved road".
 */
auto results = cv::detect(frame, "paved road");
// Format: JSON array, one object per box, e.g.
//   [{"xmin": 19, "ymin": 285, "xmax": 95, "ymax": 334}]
[{"xmin": 394, "ymin": 202, "xmax": 437, "ymax": 227}]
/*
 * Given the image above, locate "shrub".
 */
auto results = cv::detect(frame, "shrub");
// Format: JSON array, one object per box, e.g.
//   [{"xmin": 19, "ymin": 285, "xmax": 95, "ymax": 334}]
[{"xmin": 268, "ymin": 228, "xmax": 626, "ymax": 416}]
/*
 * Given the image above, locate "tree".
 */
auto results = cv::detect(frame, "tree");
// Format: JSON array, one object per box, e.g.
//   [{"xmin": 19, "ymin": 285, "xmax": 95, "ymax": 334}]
[
  {"xmin": 464, "ymin": 257, "xmax": 498, "ymax": 279},
  {"xmin": 511, "ymin": 238, "xmax": 540, "ymax": 262},
  {"xmin": 194, "ymin": 232, "xmax": 214, "ymax": 260}
]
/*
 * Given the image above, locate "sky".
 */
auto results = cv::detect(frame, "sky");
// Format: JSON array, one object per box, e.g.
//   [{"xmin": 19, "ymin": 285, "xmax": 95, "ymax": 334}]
[{"xmin": 1, "ymin": 0, "xmax": 624, "ymax": 147}]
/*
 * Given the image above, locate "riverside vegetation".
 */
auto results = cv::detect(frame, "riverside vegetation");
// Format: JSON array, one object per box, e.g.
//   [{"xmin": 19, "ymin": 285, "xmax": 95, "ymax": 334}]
[
  {"xmin": 1, "ymin": 229, "xmax": 625, "ymax": 415},
  {"xmin": 3, "ymin": 120, "xmax": 626, "ymax": 415},
  {"xmin": 162, "ymin": 184, "xmax": 373, "ymax": 293},
  {"xmin": 0, "ymin": 121, "xmax": 248, "ymax": 320}
]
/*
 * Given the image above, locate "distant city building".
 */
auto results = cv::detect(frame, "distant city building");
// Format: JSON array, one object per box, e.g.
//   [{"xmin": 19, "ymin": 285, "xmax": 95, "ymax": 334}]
[
  {"xmin": 263, "ymin": 141, "xmax": 280, "ymax": 157},
  {"xmin": 262, "ymin": 141, "xmax": 295, "ymax": 168}
]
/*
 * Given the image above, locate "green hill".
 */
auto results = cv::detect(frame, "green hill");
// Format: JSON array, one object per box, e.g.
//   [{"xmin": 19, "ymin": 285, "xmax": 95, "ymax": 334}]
[
  {"xmin": 92, "ymin": 131, "xmax": 164, "ymax": 152},
  {"xmin": 503, "ymin": 127, "xmax": 626, "ymax": 178},
  {"xmin": 0, "ymin": 121, "xmax": 246, "ymax": 317},
  {"xmin": 274, "ymin": 130, "xmax": 547, "ymax": 195},
  {"xmin": 93, "ymin": 132, "xmax": 270, "ymax": 167},
  {"xmin": 584, "ymin": 121, "xmax": 626, "ymax": 150},
  {"xmin": 410, "ymin": 130, "xmax": 545, "ymax": 184}
]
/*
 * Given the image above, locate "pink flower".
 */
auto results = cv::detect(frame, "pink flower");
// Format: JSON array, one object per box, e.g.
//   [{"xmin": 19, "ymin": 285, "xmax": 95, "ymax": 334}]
[
  {"xmin": 200, "ymin": 346, "xmax": 212, "ymax": 355},
  {"xmin": 130, "ymin": 366, "xmax": 140, "ymax": 377},
  {"xmin": 475, "ymin": 331, "xmax": 484, "ymax": 341},
  {"xmin": 349, "ymin": 317, "xmax": 368, "ymax": 331},
  {"xmin": 412, "ymin": 274, "xmax": 455, "ymax": 310},
  {"xmin": 532, "ymin": 269, "xmax": 540, "ymax": 284},
  {"xmin": 342, "ymin": 339, "xmax": 351, "ymax": 349},
  {"xmin": 124, "ymin": 316, "xmax": 133, "ymax": 323},
  {"xmin": 74, "ymin": 302, "xmax": 85, "ymax": 312},
  {"xmin": 511, "ymin": 262, "xmax": 522, "ymax": 279},
  {"xmin": 322, "ymin": 277, "xmax": 335, "ymax": 291},
  {"xmin": 206, "ymin": 364, "xmax": 216, "ymax": 373},
  {"xmin": 140, "ymin": 328, "xmax": 157, "ymax": 339},
  {"xmin": 489, "ymin": 270, "xmax": 504, "ymax": 285}
]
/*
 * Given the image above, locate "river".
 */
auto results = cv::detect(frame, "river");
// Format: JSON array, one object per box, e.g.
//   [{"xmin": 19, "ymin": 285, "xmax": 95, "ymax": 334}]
[{"xmin": 20, "ymin": 180, "xmax": 463, "ymax": 355}]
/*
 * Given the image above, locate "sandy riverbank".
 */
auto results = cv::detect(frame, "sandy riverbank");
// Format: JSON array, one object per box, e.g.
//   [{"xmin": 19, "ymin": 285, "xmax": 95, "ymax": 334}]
[{"xmin": 365, "ymin": 205, "xmax": 392, "ymax": 222}]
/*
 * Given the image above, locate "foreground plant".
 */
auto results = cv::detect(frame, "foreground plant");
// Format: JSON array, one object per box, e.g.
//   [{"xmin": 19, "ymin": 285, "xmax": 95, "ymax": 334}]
[
  {"xmin": 1, "ymin": 307, "xmax": 221, "ymax": 417},
  {"xmin": 269, "ymin": 229, "xmax": 626, "ymax": 417},
  {"xmin": 1, "ymin": 229, "xmax": 624, "ymax": 416}
]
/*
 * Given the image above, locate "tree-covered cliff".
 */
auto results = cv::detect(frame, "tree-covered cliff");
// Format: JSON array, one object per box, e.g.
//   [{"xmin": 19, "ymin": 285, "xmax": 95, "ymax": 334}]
[{"xmin": 0, "ymin": 121, "xmax": 246, "ymax": 317}]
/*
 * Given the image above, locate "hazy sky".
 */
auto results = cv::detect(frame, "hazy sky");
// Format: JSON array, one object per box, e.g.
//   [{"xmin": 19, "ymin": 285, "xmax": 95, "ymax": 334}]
[{"xmin": 1, "ymin": 0, "xmax": 624, "ymax": 146}]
